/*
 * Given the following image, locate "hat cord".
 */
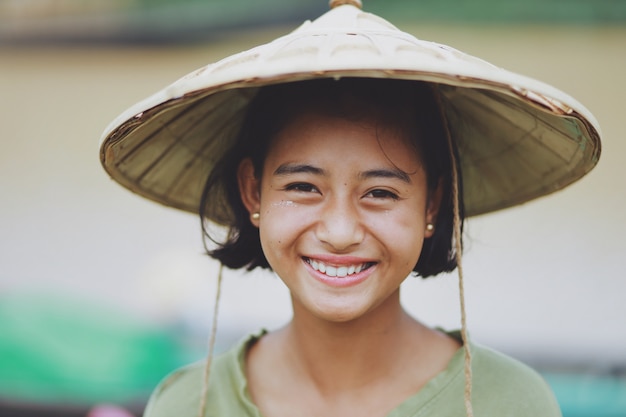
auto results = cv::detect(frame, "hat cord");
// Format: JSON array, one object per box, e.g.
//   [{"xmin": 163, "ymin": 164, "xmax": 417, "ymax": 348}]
[
  {"xmin": 197, "ymin": 263, "xmax": 224, "ymax": 417},
  {"xmin": 433, "ymin": 85, "xmax": 474, "ymax": 417}
]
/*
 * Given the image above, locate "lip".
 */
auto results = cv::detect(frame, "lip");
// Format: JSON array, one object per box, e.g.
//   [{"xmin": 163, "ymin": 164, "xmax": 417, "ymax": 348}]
[{"xmin": 302, "ymin": 255, "xmax": 376, "ymax": 288}]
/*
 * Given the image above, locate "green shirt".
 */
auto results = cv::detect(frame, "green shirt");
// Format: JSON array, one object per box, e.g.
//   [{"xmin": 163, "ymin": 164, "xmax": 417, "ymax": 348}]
[{"xmin": 144, "ymin": 331, "xmax": 561, "ymax": 417}]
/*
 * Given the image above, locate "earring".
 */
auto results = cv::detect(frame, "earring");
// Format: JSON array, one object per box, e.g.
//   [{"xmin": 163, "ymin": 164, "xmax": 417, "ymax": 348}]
[
  {"xmin": 426, "ymin": 223, "xmax": 435, "ymax": 232},
  {"xmin": 251, "ymin": 212, "xmax": 260, "ymax": 221}
]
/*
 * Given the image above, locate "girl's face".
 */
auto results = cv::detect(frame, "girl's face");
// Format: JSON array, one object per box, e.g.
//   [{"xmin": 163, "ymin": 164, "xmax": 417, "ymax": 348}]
[{"xmin": 238, "ymin": 111, "xmax": 441, "ymax": 323}]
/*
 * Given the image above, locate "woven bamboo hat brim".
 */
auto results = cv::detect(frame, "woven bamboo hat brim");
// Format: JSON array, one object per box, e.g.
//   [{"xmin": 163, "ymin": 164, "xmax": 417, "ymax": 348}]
[{"xmin": 100, "ymin": 1, "xmax": 601, "ymax": 224}]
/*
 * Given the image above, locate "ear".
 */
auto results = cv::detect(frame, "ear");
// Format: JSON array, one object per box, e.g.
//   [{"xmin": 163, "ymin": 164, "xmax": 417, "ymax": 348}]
[
  {"xmin": 425, "ymin": 178, "xmax": 444, "ymax": 238},
  {"xmin": 237, "ymin": 158, "xmax": 261, "ymax": 227}
]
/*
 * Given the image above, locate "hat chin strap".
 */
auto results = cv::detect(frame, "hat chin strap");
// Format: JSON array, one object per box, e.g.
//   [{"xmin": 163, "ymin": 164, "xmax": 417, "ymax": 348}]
[
  {"xmin": 433, "ymin": 84, "xmax": 474, "ymax": 417},
  {"xmin": 198, "ymin": 263, "xmax": 224, "ymax": 417}
]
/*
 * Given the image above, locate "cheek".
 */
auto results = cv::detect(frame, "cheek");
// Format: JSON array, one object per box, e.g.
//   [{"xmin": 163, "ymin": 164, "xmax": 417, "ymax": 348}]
[
  {"xmin": 366, "ymin": 207, "xmax": 426, "ymax": 264},
  {"xmin": 258, "ymin": 202, "xmax": 309, "ymax": 253}
]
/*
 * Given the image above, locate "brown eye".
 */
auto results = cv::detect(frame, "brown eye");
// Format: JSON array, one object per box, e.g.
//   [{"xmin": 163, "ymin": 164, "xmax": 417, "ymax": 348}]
[
  {"xmin": 365, "ymin": 189, "xmax": 399, "ymax": 200},
  {"xmin": 285, "ymin": 183, "xmax": 319, "ymax": 193}
]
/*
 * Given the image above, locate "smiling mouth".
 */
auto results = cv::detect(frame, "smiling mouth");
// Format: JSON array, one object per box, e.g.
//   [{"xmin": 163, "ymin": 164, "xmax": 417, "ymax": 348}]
[{"xmin": 304, "ymin": 257, "xmax": 375, "ymax": 278}]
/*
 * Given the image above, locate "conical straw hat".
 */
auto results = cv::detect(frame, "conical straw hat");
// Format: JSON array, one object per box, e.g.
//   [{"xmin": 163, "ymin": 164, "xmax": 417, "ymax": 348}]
[{"xmin": 100, "ymin": 1, "xmax": 601, "ymax": 222}]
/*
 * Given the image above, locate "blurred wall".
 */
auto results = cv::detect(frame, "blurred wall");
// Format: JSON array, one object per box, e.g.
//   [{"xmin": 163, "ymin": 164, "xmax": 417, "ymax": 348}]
[{"xmin": 1, "ymin": 22, "xmax": 624, "ymax": 368}]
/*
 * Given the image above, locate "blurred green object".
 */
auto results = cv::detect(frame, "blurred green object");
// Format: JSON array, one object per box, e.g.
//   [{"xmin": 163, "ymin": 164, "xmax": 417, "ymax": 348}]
[
  {"xmin": 545, "ymin": 372, "xmax": 626, "ymax": 417},
  {"xmin": 0, "ymin": 294, "xmax": 187, "ymax": 406},
  {"xmin": 1, "ymin": 292, "xmax": 625, "ymax": 417},
  {"xmin": 367, "ymin": 0, "xmax": 626, "ymax": 23},
  {"xmin": 1, "ymin": 0, "xmax": 624, "ymax": 46}
]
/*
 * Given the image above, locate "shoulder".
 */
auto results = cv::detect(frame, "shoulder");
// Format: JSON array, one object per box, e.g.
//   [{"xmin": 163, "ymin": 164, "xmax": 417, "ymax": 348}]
[
  {"xmin": 142, "ymin": 361, "xmax": 205, "ymax": 417},
  {"xmin": 143, "ymin": 333, "xmax": 264, "ymax": 417},
  {"xmin": 470, "ymin": 343, "xmax": 562, "ymax": 416}
]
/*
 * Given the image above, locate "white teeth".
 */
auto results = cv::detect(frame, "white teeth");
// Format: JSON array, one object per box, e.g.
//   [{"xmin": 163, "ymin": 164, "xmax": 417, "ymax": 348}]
[{"xmin": 306, "ymin": 258, "xmax": 368, "ymax": 278}]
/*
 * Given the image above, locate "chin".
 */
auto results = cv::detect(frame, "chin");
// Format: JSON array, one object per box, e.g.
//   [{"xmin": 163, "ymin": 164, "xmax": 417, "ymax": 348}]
[{"xmin": 309, "ymin": 301, "xmax": 373, "ymax": 324}]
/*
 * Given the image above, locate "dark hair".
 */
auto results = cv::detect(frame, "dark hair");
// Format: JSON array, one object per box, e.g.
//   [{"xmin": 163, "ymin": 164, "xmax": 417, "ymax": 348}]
[{"xmin": 200, "ymin": 77, "xmax": 464, "ymax": 278}]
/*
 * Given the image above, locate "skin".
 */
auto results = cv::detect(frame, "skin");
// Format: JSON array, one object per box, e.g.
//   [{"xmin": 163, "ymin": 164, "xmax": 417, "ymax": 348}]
[{"xmin": 238, "ymin": 111, "xmax": 460, "ymax": 417}]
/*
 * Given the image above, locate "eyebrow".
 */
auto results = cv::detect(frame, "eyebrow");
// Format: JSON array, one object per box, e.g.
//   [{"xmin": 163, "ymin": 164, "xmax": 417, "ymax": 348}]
[
  {"xmin": 274, "ymin": 163, "xmax": 326, "ymax": 176},
  {"xmin": 360, "ymin": 168, "xmax": 411, "ymax": 184},
  {"xmin": 274, "ymin": 163, "xmax": 411, "ymax": 184}
]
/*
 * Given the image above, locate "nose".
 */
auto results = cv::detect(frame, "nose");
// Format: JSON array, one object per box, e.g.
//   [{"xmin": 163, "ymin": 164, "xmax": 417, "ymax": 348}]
[{"xmin": 315, "ymin": 196, "xmax": 365, "ymax": 251}]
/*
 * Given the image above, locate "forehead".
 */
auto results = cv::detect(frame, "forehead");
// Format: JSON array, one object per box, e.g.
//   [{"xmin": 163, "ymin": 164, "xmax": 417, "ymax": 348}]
[{"xmin": 265, "ymin": 111, "xmax": 424, "ymax": 173}]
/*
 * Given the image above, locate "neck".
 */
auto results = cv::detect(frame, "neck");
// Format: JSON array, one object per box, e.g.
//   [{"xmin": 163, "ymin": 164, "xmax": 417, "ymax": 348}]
[{"xmin": 281, "ymin": 290, "xmax": 426, "ymax": 392}]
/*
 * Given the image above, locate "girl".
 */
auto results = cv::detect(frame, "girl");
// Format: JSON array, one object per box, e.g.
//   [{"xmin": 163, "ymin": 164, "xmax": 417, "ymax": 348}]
[{"xmin": 100, "ymin": 1, "xmax": 601, "ymax": 416}]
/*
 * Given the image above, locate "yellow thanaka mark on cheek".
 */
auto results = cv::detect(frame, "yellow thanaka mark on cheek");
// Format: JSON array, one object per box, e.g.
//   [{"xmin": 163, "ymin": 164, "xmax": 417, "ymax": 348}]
[{"xmin": 272, "ymin": 200, "xmax": 298, "ymax": 208}]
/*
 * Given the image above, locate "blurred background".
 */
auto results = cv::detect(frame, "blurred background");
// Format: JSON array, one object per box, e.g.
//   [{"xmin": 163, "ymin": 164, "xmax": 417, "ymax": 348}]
[{"xmin": 1, "ymin": 0, "xmax": 625, "ymax": 416}]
